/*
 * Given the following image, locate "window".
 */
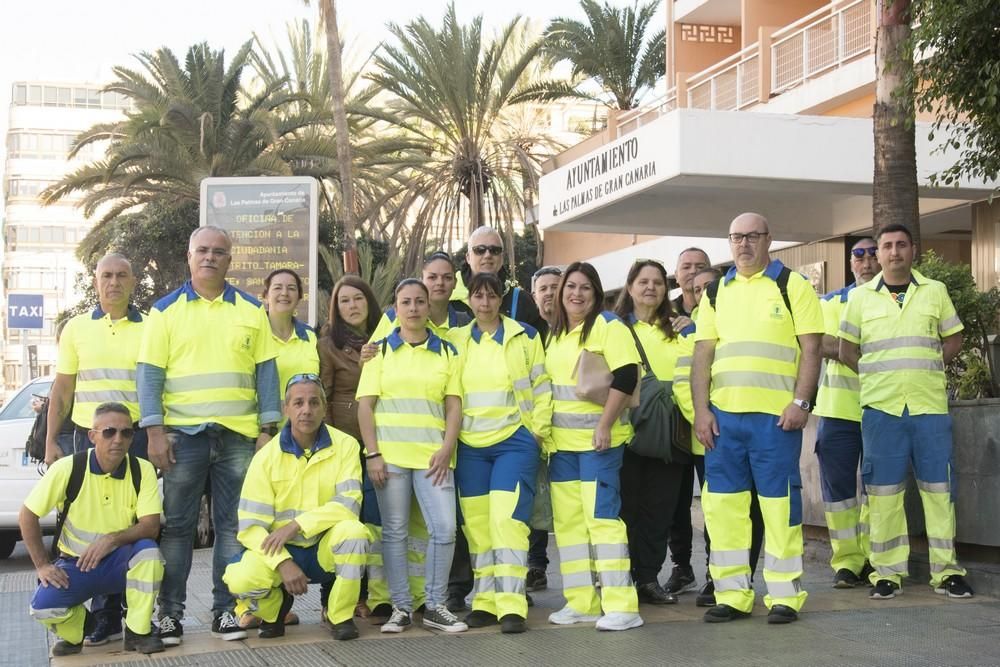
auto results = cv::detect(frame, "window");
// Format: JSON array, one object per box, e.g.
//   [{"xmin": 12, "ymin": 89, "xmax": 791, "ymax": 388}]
[
  {"xmin": 57, "ymin": 87, "xmax": 71, "ymax": 106},
  {"xmin": 28, "ymin": 85, "xmax": 42, "ymax": 104},
  {"xmin": 14, "ymin": 84, "xmax": 26, "ymax": 105}
]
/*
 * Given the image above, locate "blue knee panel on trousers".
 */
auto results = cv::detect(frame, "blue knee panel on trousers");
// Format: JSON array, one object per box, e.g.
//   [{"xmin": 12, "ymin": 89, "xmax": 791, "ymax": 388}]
[
  {"xmin": 287, "ymin": 545, "xmax": 335, "ymax": 584},
  {"xmin": 706, "ymin": 407, "xmax": 803, "ymax": 526},
  {"xmin": 456, "ymin": 426, "xmax": 540, "ymax": 523},
  {"xmin": 550, "ymin": 445, "xmax": 625, "ymax": 520},
  {"xmin": 31, "ymin": 539, "xmax": 157, "ymax": 611},
  {"xmin": 815, "ymin": 417, "xmax": 863, "ymax": 503},
  {"xmin": 861, "ymin": 407, "xmax": 954, "ymax": 496}
]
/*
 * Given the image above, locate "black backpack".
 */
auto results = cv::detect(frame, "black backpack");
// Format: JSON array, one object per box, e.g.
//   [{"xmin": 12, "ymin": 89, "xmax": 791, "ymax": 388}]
[
  {"xmin": 26, "ymin": 397, "xmax": 50, "ymax": 464},
  {"xmin": 705, "ymin": 266, "xmax": 794, "ymax": 320},
  {"xmin": 49, "ymin": 452, "xmax": 141, "ymax": 560}
]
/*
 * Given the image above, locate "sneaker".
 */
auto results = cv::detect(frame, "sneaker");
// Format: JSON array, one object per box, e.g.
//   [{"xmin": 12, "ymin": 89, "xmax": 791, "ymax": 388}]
[
  {"xmin": 464, "ymin": 610, "xmax": 498, "ymax": 628},
  {"xmin": 696, "ymin": 579, "xmax": 716, "ymax": 607},
  {"xmin": 833, "ymin": 568, "xmax": 863, "ymax": 589},
  {"xmin": 500, "ymin": 614, "xmax": 527, "ymax": 634},
  {"xmin": 766, "ymin": 604, "xmax": 798, "ymax": 624},
  {"xmin": 703, "ymin": 604, "xmax": 750, "ymax": 623},
  {"xmin": 156, "ymin": 616, "xmax": 183, "ymax": 646},
  {"xmin": 123, "ymin": 627, "xmax": 165, "ymax": 654},
  {"xmin": 84, "ymin": 613, "xmax": 123, "ymax": 646},
  {"xmin": 548, "ymin": 605, "xmax": 601, "ymax": 625},
  {"xmin": 331, "ymin": 619, "xmax": 360, "ymax": 640},
  {"xmin": 665, "ymin": 565, "xmax": 697, "ymax": 595},
  {"xmin": 445, "ymin": 594, "xmax": 467, "ymax": 613},
  {"xmin": 636, "ymin": 581, "xmax": 678, "ymax": 605},
  {"xmin": 50, "ymin": 640, "xmax": 84, "ymax": 657},
  {"xmin": 381, "ymin": 607, "xmax": 412, "ymax": 633},
  {"xmin": 259, "ymin": 587, "xmax": 294, "ymax": 639},
  {"xmin": 211, "ymin": 611, "xmax": 248, "ymax": 640},
  {"xmin": 935, "ymin": 574, "xmax": 974, "ymax": 599},
  {"xmin": 595, "ymin": 612, "xmax": 644, "ymax": 631},
  {"xmin": 423, "ymin": 604, "xmax": 468, "ymax": 633},
  {"xmin": 526, "ymin": 567, "xmax": 548, "ymax": 592},
  {"xmin": 870, "ymin": 579, "xmax": 901, "ymax": 599}
]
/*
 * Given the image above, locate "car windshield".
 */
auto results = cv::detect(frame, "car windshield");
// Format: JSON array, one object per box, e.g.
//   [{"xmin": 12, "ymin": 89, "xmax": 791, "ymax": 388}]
[{"xmin": 0, "ymin": 380, "xmax": 52, "ymax": 421}]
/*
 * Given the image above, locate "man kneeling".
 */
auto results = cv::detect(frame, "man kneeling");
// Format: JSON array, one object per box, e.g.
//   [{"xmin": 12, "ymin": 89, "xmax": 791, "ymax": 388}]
[
  {"xmin": 21, "ymin": 402, "xmax": 164, "ymax": 657},
  {"xmin": 224, "ymin": 374, "xmax": 369, "ymax": 640}
]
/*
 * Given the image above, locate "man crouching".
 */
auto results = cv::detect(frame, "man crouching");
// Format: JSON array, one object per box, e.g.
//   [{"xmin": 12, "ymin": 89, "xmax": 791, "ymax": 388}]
[{"xmin": 224, "ymin": 373, "xmax": 369, "ymax": 640}]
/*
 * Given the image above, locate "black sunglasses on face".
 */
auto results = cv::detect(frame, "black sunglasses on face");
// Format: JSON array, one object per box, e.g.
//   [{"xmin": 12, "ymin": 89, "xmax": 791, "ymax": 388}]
[
  {"xmin": 472, "ymin": 245, "xmax": 503, "ymax": 256},
  {"xmin": 851, "ymin": 247, "xmax": 877, "ymax": 258},
  {"xmin": 100, "ymin": 427, "xmax": 135, "ymax": 439}
]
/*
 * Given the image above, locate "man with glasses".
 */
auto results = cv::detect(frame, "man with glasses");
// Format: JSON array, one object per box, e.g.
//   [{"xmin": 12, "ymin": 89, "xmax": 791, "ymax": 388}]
[
  {"xmin": 224, "ymin": 374, "xmax": 368, "ymax": 641},
  {"xmin": 22, "ymin": 402, "xmax": 164, "ymax": 657},
  {"xmin": 813, "ymin": 238, "xmax": 880, "ymax": 588},
  {"xmin": 692, "ymin": 212, "xmax": 823, "ymax": 624},
  {"xmin": 137, "ymin": 225, "xmax": 281, "ymax": 644}
]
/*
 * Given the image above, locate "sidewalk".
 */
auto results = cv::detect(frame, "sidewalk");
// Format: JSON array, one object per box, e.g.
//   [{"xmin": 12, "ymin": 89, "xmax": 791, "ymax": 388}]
[{"xmin": 4, "ymin": 503, "xmax": 998, "ymax": 666}]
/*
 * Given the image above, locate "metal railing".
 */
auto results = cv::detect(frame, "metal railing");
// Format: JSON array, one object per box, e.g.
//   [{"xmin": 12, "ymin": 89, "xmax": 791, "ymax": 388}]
[
  {"xmin": 771, "ymin": 0, "xmax": 873, "ymax": 95},
  {"xmin": 615, "ymin": 89, "xmax": 678, "ymax": 137},
  {"xmin": 686, "ymin": 45, "xmax": 761, "ymax": 111}
]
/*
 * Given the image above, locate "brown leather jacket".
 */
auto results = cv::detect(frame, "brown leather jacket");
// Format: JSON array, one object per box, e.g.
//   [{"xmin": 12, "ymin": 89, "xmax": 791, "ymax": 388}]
[{"xmin": 318, "ymin": 335, "xmax": 363, "ymax": 442}]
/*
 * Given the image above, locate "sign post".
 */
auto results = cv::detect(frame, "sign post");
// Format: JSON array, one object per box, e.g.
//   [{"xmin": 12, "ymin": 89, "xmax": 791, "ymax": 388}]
[
  {"xmin": 7, "ymin": 294, "xmax": 44, "ymax": 386},
  {"xmin": 199, "ymin": 177, "xmax": 319, "ymax": 325}
]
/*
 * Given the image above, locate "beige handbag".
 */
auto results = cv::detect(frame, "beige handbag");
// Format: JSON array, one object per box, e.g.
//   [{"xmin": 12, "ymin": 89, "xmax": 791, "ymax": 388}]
[{"xmin": 572, "ymin": 350, "xmax": 641, "ymax": 407}]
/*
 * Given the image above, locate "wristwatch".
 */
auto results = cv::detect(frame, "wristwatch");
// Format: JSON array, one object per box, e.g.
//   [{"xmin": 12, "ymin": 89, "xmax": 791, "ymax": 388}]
[{"xmin": 792, "ymin": 398, "xmax": 812, "ymax": 412}]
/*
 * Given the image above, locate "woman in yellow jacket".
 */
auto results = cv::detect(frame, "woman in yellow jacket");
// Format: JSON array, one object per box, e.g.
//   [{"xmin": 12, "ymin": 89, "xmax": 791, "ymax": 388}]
[
  {"xmin": 545, "ymin": 261, "xmax": 643, "ymax": 631},
  {"xmin": 451, "ymin": 272, "xmax": 552, "ymax": 634},
  {"xmin": 262, "ymin": 269, "xmax": 320, "ymax": 406}
]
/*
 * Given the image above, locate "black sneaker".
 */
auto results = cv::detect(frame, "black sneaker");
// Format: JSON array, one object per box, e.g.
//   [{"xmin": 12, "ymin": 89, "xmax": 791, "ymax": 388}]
[
  {"xmin": 156, "ymin": 616, "xmax": 183, "ymax": 646},
  {"xmin": 860, "ymin": 561, "xmax": 875, "ymax": 584},
  {"xmin": 665, "ymin": 565, "xmax": 697, "ymax": 594},
  {"xmin": 211, "ymin": 611, "xmax": 248, "ymax": 640},
  {"xmin": 370, "ymin": 602, "xmax": 393, "ymax": 619},
  {"xmin": 935, "ymin": 574, "xmax": 974, "ymax": 599},
  {"xmin": 767, "ymin": 604, "xmax": 798, "ymax": 624},
  {"xmin": 381, "ymin": 607, "xmax": 412, "ymax": 634},
  {"xmin": 423, "ymin": 604, "xmax": 469, "ymax": 632},
  {"xmin": 527, "ymin": 592, "xmax": 534, "ymax": 607},
  {"xmin": 636, "ymin": 581, "xmax": 678, "ymax": 605},
  {"xmin": 331, "ymin": 618, "xmax": 360, "ymax": 640},
  {"xmin": 526, "ymin": 567, "xmax": 548, "ymax": 592},
  {"xmin": 500, "ymin": 614, "xmax": 527, "ymax": 634},
  {"xmin": 870, "ymin": 579, "xmax": 900, "ymax": 599},
  {"xmin": 465, "ymin": 610, "xmax": 498, "ymax": 627},
  {"xmin": 703, "ymin": 604, "xmax": 750, "ymax": 623},
  {"xmin": 123, "ymin": 627, "xmax": 165, "ymax": 654},
  {"xmin": 259, "ymin": 587, "xmax": 294, "ymax": 639},
  {"xmin": 50, "ymin": 640, "xmax": 84, "ymax": 657},
  {"xmin": 696, "ymin": 579, "xmax": 716, "ymax": 607},
  {"xmin": 84, "ymin": 612, "xmax": 123, "ymax": 646},
  {"xmin": 833, "ymin": 568, "xmax": 863, "ymax": 589}
]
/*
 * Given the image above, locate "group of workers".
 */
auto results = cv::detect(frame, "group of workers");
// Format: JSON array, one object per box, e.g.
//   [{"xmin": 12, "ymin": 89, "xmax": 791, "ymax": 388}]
[{"xmin": 18, "ymin": 212, "xmax": 974, "ymax": 658}]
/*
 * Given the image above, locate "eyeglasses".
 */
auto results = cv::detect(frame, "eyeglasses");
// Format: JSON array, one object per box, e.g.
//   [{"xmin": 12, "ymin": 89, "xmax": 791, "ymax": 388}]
[
  {"xmin": 533, "ymin": 266, "xmax": 562, "ymax": 280},
  {"xmin": 99, "ymin": 426, "xmax": 135, "ymax": 439},
  {"xmin": 851, "ymin": 247, "xmax": 878, "ymax": 258},
  {"xmin": 728, "ymin": 232, "xmax": 767, "ymax": 244},
  {"xmin": 285, "ymin": 373, "xmax": 326, "ymax": 395},
  {"xmin": 472, "ymin": 245, "xmax": 503, "ymax": 257}
]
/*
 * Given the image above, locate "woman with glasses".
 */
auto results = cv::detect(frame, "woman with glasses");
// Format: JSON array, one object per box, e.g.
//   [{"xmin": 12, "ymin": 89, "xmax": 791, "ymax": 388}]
[
  {"xmin": 544, "ymin": 262, "xmax": 644, "ymax": 631},
  {"xmin": 356, "ymin": 279, "xmax": 468, "ymax": 634},
  {"xmin": 451, "ymin": 272, "xmax": 552, "ymax": 634},
  {"xmin": 613, "ymin": 260, "xmax": 689, "ymax": 606}
]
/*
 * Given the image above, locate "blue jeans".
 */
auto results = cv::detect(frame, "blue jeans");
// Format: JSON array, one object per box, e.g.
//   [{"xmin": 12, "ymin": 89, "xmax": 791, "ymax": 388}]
[
  {"xmin": 158, "ymin": 426, "xmax": 254, "ymax": 619},
  {"xmin": 374, "ymin": 463, "xmax": 457, "ymax": 610}
]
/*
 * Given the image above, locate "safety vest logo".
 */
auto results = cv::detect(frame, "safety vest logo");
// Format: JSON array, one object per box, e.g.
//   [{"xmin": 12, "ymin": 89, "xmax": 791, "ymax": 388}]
[
  {"xmin": 240, "ymin": 333, "xmax": 252, "ymax": 351},
  {"xmin": 770, "ymin": 302, "xmax": 785, "ymax": 320}
]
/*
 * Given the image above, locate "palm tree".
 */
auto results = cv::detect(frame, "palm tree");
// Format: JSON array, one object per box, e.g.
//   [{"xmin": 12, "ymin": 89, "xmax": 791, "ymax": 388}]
[
  {"xmin": 366, "ymin": 3, "xmax": 563, "ymax": 273},
  {"xmin": 539, "ymin": 0, "xmax": 666, "ymax": 110}
]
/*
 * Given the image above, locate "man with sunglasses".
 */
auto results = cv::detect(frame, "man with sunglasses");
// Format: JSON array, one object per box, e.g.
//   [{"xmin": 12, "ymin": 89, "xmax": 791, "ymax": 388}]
[
  {"xmin": 813, "ymin": 238, "xmax": 879, "ymax": 588},
  {"xmin": 224, "ymin": 374, "xmax": 368, "ymax": 640},
  {"xmin": 22, "ymin": 402, "xmax": 165, "ymax": 657}
]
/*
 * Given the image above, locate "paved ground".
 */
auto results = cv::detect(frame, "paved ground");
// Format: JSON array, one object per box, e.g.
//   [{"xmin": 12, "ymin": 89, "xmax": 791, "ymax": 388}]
[{"xmin": 3, "ymin": 503, "xmax": 999, "ymax": 667}]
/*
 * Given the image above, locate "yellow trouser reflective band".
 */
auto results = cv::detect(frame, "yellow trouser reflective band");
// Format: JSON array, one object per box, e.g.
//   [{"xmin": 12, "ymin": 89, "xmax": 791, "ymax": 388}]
[
  {"xmin": 840, "ymin": 321, "xmax": 861, "ymax": 338},
  {"xmin": 859, "ymin": 358, "xmax": 945, "ymax": 374},
  {"xmin": 939, "ymin": 315, "xmax": 960, "ymax": 332},
  {"xmin": 238, "ymin": 518, "xmax": 271, "ymax": 532},
  {"xmin": 529, "ymin": 364, "xmax": 545, "ymax": 382},
  {"xmin": 472, "ymin": 552, "xmax": 492, "ymax": 569},
  {"xmin": 712, "ymin": 371, "xmax": 795, "ymax": 392},
  {"xmin": 332, "ymin": 496, "xmax": 361, "ymax": 516},
  {"xmin": 562, "ymin": 571, "xmax": 596, "ymax": 588},
  {"xmin": 714, "ymin": 574, "xmax": 751, "ymax": 592},
  {"xmin": 871, "ymin": 536, "xmax": 909, "ymax": 553},
  {"xmin": 767, "ymin": 580, "xmax": 803, "ymax": 598},
  {"xmin": 598, "ymin": 570, "xmax": 632, "ymax": 588},
  {"xmin": 125, "ymin": 578, "xmax": 158, "ymax": 594},
  {"xmin": 78, "ymin": 368, "xmax": 136, "ymax": 382},
  {"xmin": 462, "ymin": 413, "xmax": 522, "ymax": 433},
  {"xmin": 169, "ymin": 400, "xmax": 256, "ymax": 419},
  {"xmin": 376, "ymin": 398, "xmax": 444, "ymax": 419},
  {"xmin": 31, "ymin": 607, "xmax": 72, "ymax": 620},
  {"xmin": 409, "ymin": 536, "xmax": 429, "ymax": 552},
  {"xmin": 927, "ymin": 537, "xmax": 954, "ymax": 550},
  {"xmin": 165, "ymin": 372, "xmax": 254, "ymax": 392},
  {"xmin": 408, "ymin": 561, "xmax": 424, "ymax": 577},
  {"xmin": 930, "ymin": 561, "xmax": 956, "ymax": 573},
  {"xmin": 465, "ymin": 391, "xmax": 516, "ymax": 409},
  {"xmin": 822, "ymin": 374, "xmax": 860, "ymax": 392},
  {"xmin": 473, "ymin": 575, "xmax": 495, "ymax": 593},
  {"xmin": 709, "ymin": 549, "xmax": 748, "ymax": 567},
  {"xmin": 715, "ymin": 341, "xmax": 798, "ymax": 363},
  {"xmin": 513, "ymin": 377, "xmax": 532, "ymax": 392},
  {"xmin": 829, "ymin": 526, "xmax": 861, "ymax": 540},
  {"xmin": 128, "ymin": 546, "xmax": 163, "ymax": 568},
  {"xmin": 867, "ymin": 482, "xmax": 906, "ymax": 496},
  {"xmin": 824, "ymin": 498, "xmax": 859, "ymax": 512},
  {"xmin": 593, "ymin": 543, "xmax": 629, "ymax": 560},
  {"xmin": 861, "ymin": 336, "xmax": 941, "ymax": 355},
  {"xmin": 375, "ymin": 425, "xmax": 443, "ymax": 442},
  {"xmin": 496, "ymin": 576, "xmax": 526, "ymax": 594},
  {"xmin": 75, "ymin": 390, "xmax": 139, "ymax": 404},
  {"xmin": 333, "ymin": 538, "xmax": 368, "ymax": 556},
  {"xmin": 494, "ymin": 548, "xmax": 527, "ymax": 566},
  {"xmin": 876, "ymin": 561, "xmax": 908, "ymax": 575},
  {"xmin": 559, "ymin": 543, "xmax": 590, "ymax": 562},
  {"xmin": 764, "ymin": 553, "xmax": 802, "ymax": 573},
  {"xmin": 533, "ymin": 381, "xmax": 551, "ymax": 397},
  {"xmin": 917, "ymin": 480, "xmax": 950, "ymax": 493},
  {"xmin": 552, "ymin": 385, "xmax": 576, "ymax": 400}
]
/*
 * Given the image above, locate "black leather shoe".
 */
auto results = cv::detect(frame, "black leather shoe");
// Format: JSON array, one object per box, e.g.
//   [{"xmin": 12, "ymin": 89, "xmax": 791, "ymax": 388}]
[
  {"xmin": 636, "ymin": 581, "xmax": 678, "ymax": 605},
  {"xmin": 500, "ymin": 614, "xmax": 527, "ymax": 634},
  {"xmin": 464, "ymin": 610, "xmax": 498, "ymax": 628},
  {"xmin": 331, "ymin": 619, "xmax": 360, "ymax": 640},
  {"xmin": 703, "ymin": 604, "xmax": 751, "ymax": 623},
  {"xmin": 259, "ymin": 587, "xmax": 293, "ymax": 639},
  {"xmin": 696, "ymin": 579, "xmax": 716, "ymax": 607},
  {"xmin": 767, "ymin": 604, "xmax": 798, "ymax": 624},
  {"xmin": 369, "ymin": 602, "xmax": 393, "ymax": 619}
]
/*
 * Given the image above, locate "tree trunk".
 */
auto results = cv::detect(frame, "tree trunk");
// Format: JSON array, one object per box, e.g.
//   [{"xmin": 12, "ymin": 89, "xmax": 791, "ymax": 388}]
[
  {"xmin": 321, "ymin": 0, "xmax": 359, "ymax": 274},
  {"xmin": 873, "ymin": 0, "xmax": 921, "ymax": 252}
]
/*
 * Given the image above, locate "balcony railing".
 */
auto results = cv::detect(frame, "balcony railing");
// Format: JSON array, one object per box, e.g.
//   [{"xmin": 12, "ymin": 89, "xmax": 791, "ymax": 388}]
[
  {"xmin": 615, "ymin": 89, "xmax": 678, "ymax": 137},
  {"xmin": 686, "ymin": 45, "xmax": 760, "ymax": 111}
]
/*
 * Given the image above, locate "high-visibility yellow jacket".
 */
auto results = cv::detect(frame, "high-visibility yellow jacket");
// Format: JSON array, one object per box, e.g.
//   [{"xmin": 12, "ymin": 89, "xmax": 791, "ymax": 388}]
[{"xmin": 815, "ymin": 284, "xmax": 862, "ymax": 422}]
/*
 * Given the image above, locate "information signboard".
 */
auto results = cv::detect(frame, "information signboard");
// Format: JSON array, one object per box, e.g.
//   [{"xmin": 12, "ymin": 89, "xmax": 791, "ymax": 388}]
[{"xmin": 7, "ymin": 294, "xmax": 44, "ymax": 329}]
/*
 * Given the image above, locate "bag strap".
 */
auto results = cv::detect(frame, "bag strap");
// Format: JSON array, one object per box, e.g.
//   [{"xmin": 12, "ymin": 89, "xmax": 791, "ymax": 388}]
[
  {"xmin": 128, "ymin": 454, "xmax": 142, "ymax": 497},
  {"xmin": 707, "ymin": 268, "xmax": 794, "ymax": 323},
  {"xmin": 49, "ymin": 451, "xmax": 88, "ymax": 560},
  {"xmin": 510, "ymin": 287, "xmax": 521, "ymax": 321},
  {"xmin": 624, "ymin": 321, "xmax": 653, "ymax": 374}
]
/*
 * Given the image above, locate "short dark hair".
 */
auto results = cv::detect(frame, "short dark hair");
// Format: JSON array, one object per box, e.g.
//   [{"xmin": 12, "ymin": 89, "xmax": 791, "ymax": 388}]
[
  {"xmin": 678, "ymin": 247, "xmax": 710, "ymax": 263},
  {"xmin": 92, "ymin": 402, "xmax": 132, "ymax": 424},
  {"xmin": 875, "ymin": 224, "xmax": 913, "ymax": 244},
  {"xmin": 423, "ymin": 251, "xmax": 455, "ymax": 269},
  {"xmin": 394, "ymin": 278, "xmax": 429, "ymax": 302},
  {"xmin": 467, "ymin": 272, "xmax": 503, "ymax": 298},
  {"xmin": 694, "ymin": 267, "xmax": 722, "ymax": 282}
]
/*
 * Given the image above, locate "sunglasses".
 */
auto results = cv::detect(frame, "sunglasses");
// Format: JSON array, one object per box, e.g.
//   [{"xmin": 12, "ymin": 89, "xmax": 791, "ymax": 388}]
[
  {"xmin": 472, "ymin": 245, "xmax": 503, "ymax": 257},
  {"xmin": 533, "ymin": 266, "xmax": 563, "ymax": 280},
  {"xmin": 99, "ymin": 427, "xmax": 135, "ymax": 439},
  {"xmin": 285, "ymin": 372, "xmax": 325, "ymax": 394},
  {"xmin": 851, "ymin": 247, "xmax": 877, "ymax": 258}
]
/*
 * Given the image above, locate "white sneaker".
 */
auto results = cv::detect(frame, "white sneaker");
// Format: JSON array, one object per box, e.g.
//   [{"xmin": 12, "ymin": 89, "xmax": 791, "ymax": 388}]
[
  {"xmin": 381, "ymin": 607, "xmax": 412, "ymax": 633},
  {"xmin": 595, "ymin": 612, "xmax": 644, "ymax": 631},
  {"xmin": 547, "ymin": 605, "xmax": 602, "ymax": 625}
]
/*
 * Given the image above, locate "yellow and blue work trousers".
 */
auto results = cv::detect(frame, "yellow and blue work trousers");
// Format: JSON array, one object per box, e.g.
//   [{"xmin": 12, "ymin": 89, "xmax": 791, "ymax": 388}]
[
  {"xmin": 550, "ymin": 445, "xmax": 638, "ymax": 615},
  {"xmin": 816, "ymin": 417, "xmax": 871, "ymax": 576},
  {"xmin": 861, "ymin": 407, "xmax": 965, "ymax": 587},
  {"xmin": 703, "ymin": 407, "xmax": 808, "ymax": 613},
  {"xmin": 455, "ymin": 426, "xmax": 539, "ymax": 619},
  {"xmin": 30, "ymin": 539, "xmax": 163, "ymax": 643},
  {"xmin": 224, "ymin": 520, "xmax": 368, "ymax": 625}
]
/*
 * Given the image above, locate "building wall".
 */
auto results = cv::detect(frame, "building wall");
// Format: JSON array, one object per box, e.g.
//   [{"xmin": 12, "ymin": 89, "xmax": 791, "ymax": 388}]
[
  {"xmin": 771, "ymin": 238, "xmax": 847, "ymax": 293},
  {"xmin": 741, "ymin": 0, "xmax": 830, "ymax": 45},
  {"xmin": 674, "ymin": 23, "xmax": 742, "ymax": 79},
  {"xmin": 923, "ymin": 238, "xmax": 971, "ymax": 266},
  {"xmin": 542, "ymin": 230, "xmax": 660, "ymax": 267},
  {"xmin": 972, "ymin": 201, "xmax": 1000, "ymax": 290}
]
